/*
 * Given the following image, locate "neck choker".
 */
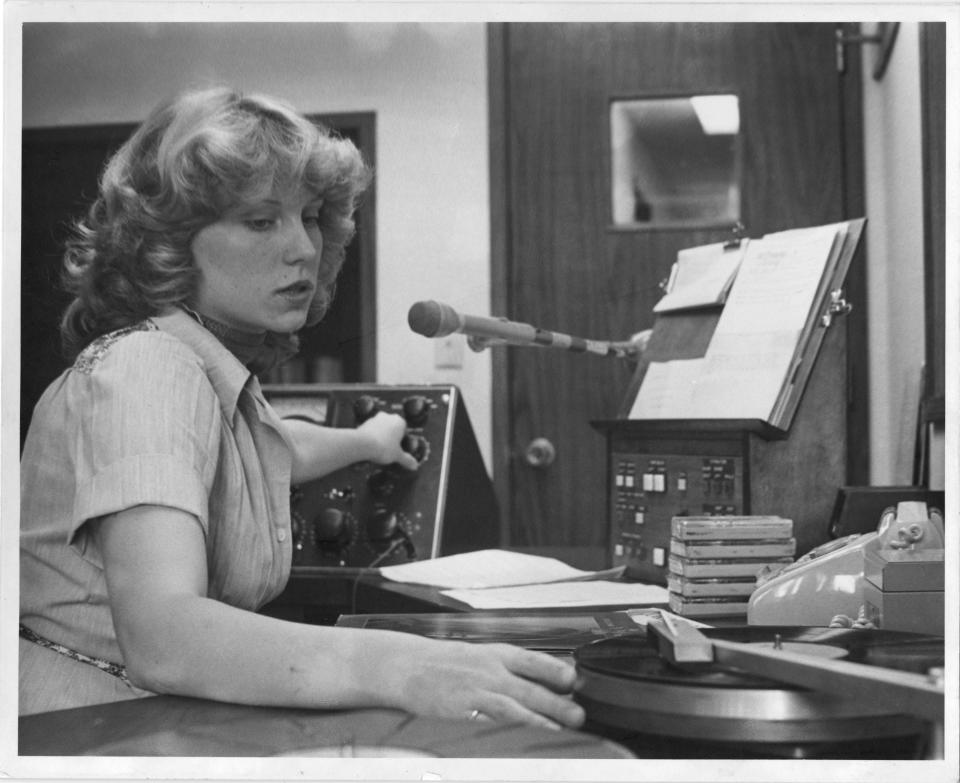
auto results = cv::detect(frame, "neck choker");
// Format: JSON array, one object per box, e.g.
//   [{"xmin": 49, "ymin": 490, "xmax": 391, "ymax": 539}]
[{"xmin": 180, "ymin": 306, "xmax": 268, "ymax": 369}]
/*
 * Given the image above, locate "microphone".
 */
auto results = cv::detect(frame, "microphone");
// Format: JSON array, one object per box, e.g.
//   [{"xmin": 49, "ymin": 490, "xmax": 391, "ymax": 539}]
[{"xmin": 407, "ymin": 300, "xmax": 645, "ymax": 358}]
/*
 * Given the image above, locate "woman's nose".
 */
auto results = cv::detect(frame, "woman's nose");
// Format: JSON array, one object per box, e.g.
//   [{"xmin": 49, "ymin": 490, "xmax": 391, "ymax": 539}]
[{"xmin": 283, "ymin": 218, "xmax": 321, "ymax": 264}]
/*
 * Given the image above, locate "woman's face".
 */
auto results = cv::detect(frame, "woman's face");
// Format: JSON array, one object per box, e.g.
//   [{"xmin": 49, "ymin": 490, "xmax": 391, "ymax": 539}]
[{"xmin": 190, "ymin": 186, "xmax": 325, "ymax": 334}]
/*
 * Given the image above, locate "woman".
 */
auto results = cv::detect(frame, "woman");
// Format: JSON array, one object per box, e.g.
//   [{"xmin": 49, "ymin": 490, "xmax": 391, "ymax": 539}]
[{"xmin": 19, "ymin": 86, "xmax": 584, "ymax": 731}]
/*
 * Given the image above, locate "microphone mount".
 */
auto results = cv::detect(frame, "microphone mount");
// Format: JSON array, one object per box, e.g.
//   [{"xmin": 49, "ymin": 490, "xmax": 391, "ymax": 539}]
[{"xmin": 408, "ymin": 300, "xmax": 649, "ymax": 360}]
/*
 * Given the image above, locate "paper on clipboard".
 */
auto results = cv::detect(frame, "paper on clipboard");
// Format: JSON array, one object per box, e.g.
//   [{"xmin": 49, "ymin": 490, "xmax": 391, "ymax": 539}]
[
  {"xmin": 627, "ymin": 358, "xmax": 703, "ymax": 419},
  {"xmin": 631, "ymin": 222, "xmax": 848, "ymax": 425},
  {"xmin": 653, "ymin": 240, "xmax": 749, "ymax": 314}
]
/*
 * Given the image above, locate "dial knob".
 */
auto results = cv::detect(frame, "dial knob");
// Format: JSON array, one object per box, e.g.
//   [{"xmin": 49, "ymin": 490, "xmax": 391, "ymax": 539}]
[
  {"xmin": 312, "ymin": 508, "xmax": 352, "ymax": 548},
  {"xmin": 367, "ymin": 469, "xmax": 397, "ymax": 498},
  {"xmin": 366, "ymin": 510, "xmax": 400, "ymax": 541},
  {"xmin": 401, "ymin": 433, "xmax": 429, "ymax": 463},
  {"xmin": 401, "ymin": 396, "xmax": 430, "ymax": 427},
  {"xmin": 353, "ymin": 395, "xmax": 382, "ymax": 424}
]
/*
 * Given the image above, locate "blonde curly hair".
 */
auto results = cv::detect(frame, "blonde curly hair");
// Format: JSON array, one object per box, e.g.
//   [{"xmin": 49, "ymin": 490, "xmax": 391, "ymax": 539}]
[{"xmin": 60, "ymin": 86, "xmax": 371, "ymax": 360}]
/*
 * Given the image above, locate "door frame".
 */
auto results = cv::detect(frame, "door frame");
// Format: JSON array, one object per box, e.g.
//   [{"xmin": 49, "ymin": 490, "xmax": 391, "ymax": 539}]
[
  {"xmin": 312, "ymin": 111, "xmax": 378, "ymax": 382},
  {"xmin": 487, "ymin": 22, "xmax": 869, "ymax": 548}
]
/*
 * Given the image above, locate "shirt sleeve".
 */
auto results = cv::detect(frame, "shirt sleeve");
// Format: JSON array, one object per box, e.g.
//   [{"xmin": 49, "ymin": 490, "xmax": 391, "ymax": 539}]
[{"xmin": 69, "ymin": 331, "xmax": 222, "ymax": 558}]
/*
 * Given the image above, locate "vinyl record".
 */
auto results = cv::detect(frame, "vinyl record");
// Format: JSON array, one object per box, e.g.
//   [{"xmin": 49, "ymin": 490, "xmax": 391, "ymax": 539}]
[
  {"xmin": 574, "ymin": 626, "xmax": 943, "ymax": 746},
  {"xmin": 351, "ymin": 611, "xmax": 643, "ymax": 651}
]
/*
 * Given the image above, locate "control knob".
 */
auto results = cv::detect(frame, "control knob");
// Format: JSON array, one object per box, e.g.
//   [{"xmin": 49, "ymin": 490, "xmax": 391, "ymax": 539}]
[
  {"xmin": 353, "ymin": 395, "xmax": 383, "ymax": 424},
  {"xmin": 366, "ymin": 510, "xmax": 400, "ymax": 542},
  {"xmin": 367, "ymin": 469, "xmax": 397, "ymax": 498},
  {"xmin": 312, "ymin": 507, "xmax": 354, "ymax": 551},
  {"xmin": 401, "ymin": 395, "xmax": 430, "ymax": 427},
  {"xmin": 401, "ymin": 433, "xmax": 429, "ymax": 463}
]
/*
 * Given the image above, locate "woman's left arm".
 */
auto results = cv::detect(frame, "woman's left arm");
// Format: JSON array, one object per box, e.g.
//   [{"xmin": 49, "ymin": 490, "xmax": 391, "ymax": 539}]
[{"xmin": 282, "ymin": 412, "xmax": 419, "ymax": 484}]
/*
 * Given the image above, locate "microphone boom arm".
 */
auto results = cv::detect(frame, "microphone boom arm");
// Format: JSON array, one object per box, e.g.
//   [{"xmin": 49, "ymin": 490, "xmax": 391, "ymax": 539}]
[{"xmin": 407, "ymin": 299, "xmax": 648, "ymax": 359}]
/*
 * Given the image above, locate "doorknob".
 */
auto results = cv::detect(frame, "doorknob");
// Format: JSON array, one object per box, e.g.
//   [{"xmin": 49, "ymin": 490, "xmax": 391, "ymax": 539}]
[{"xmin": 524, "ymin": 437, "xmax": 556, "ymax": 468}]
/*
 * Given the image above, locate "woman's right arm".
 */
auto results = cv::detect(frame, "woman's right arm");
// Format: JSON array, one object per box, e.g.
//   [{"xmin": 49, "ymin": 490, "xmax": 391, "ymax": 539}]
[{"xmin": 93, "ymin": 505, "xmax": 585, "ymax": 729}]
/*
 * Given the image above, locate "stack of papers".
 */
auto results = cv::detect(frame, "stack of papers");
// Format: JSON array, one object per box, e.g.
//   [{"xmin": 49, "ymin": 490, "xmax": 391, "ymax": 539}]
[{"xmin": 379, "ymin": 549, "xmax": 669, "ymax": 610}]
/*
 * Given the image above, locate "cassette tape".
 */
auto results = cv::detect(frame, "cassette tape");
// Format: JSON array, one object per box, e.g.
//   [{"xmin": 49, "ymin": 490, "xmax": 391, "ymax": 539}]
[
  {"xmin": 668, "ymin": 593, "xmax": 750, "ymax": 616},
  {"xmin": 666, "ymin": 575, "xmax": 758, "ymax": 598},
  {"xmin": 670, "ymin": 538, "xmax": 797, "ymax": 559},
  {"xmin": 670, "ymin": 516, "xmax": 794, "ymax": 541},
  {"xmin": 668, "ymin": 554, "xmax": 794, "ymax": 579}
]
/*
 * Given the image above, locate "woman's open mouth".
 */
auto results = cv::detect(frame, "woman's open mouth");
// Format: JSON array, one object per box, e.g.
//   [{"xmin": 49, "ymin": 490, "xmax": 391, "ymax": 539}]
[{"xmin": 276, "ymin": 281, "xmax": 315, "ymax": 302}]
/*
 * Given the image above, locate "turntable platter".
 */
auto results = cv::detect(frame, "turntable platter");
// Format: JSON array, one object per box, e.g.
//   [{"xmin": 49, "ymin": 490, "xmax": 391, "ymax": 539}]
[{"xmin": 574, "ymin": 626, "xmax": 943, "ymax": 746}]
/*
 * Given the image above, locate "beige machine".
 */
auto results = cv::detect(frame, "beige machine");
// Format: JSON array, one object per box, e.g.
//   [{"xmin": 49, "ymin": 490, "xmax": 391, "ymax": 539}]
[{"xmin": 747, "ymin": 501, "xmax": 945, "ymax": 633}]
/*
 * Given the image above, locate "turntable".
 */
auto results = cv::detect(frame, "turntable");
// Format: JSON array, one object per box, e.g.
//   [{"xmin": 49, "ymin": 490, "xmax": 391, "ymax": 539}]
[
  {"xmin": 337, "ymin": 609, "xmax": 945, "ymax": 759},
  {"xmin": 574, "ymin": 620, "xmax": 945, "ymax": 759}
]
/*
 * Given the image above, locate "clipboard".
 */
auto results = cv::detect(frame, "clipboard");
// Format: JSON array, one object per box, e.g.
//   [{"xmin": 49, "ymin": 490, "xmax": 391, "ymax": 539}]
[
  {"xmin": 770, "ymin": 218, "xmax": 865, "ymax": 431},
  {"xmin": 619, "ymin": 218, "xmax": 866, "ymax": 436}
]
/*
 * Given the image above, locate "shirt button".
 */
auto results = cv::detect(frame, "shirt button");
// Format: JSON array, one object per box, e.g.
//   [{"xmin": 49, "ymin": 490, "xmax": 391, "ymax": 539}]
[{"xmin": 277, "ymin": 529, "xmax": 287, "ymax": 543}]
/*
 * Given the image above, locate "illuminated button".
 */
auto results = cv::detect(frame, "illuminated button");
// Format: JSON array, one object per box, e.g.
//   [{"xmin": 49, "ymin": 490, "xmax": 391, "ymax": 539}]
[
  {"xmin": 277, "ymin": 528, "xmax": 288, "ymax": 543},
  {"xmin": 652, "ymin": 547, "xmax": 666, "ymax": 566},
  {"xmin": 634, "ymin": 510, "xmax": 645, "ymax": 525},
  {"xmin": 642, "ymin": 474, "xmax": 655, "ymax": 492},
  {"xmin": 652, "ymin": 474, "xmax": 666, "ymax": 492},
  {"xmin": 614, "ymin": 543, "xmax": 624, "ymax": 557},
  {"xmin": 625, "ymin": 475, "xmax": 635, "ymax": 489},
  {"xmin": 616, "ymin": 475, "xmax": 625, "ymax": 487},
  {"xmin": 677, "ymin": 476, "xmax": 687, "ymax": 491}
]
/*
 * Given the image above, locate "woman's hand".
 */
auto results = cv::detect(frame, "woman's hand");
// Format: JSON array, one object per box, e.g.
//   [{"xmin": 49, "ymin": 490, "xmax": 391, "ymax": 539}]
[
  {"xmin": 283, "ymin": 412, "xmax": 419, "ymax": 482},
  {"xmin": 356, "ymin": 412, "xmax": 419, "ymax": 471},
  {"xmin": 389, "ymin": 639, "xmax": 586, "ymax": 730}
]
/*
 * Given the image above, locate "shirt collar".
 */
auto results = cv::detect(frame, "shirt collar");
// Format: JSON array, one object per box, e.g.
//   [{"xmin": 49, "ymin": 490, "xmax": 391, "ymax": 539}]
[{"xmin": 151, "ymin": 308, "xmax": 253, "ymax": 420}]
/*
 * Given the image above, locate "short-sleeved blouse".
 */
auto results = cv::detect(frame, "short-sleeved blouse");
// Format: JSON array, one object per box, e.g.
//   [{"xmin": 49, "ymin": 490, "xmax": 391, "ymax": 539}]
[{"xmin": 19, "ymin": 309, "xmax": 294, "ymax": 714}]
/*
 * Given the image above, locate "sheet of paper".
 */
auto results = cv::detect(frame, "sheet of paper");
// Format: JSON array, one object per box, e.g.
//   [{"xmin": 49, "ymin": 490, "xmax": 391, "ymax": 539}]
[
  {"xmin": 653, "ymin": 240, "xmax": 748, "ymax": 313},
  {"xmin": 379, "ymin": 549, "xmax": 603, "ymax": 589},
  {"xmin": 711, "ymin": 225, "xmax": 841, "ymax": 336},
  {"xmin": 628, "ymin": 358, "xmax": 703, "ymax": 419},
  {"xmin": 687, "ymin": 330, "xmax": 800, "ymax": 420},
  {"xmin": 442, "ymin": 580, "xmax": 670, "ymax": 610}
]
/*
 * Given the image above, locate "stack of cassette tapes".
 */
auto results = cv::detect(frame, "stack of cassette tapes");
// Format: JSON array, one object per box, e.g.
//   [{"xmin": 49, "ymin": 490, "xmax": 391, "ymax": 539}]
[{"xmin": 667, "ymin": 515, "xmax": 796, "ymax": 617}]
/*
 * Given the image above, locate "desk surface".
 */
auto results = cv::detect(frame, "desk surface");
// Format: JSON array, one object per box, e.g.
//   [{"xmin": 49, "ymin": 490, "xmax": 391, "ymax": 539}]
[{"xmin": 18, "ymin": 695, "xmax": 634, "ymax": 758}]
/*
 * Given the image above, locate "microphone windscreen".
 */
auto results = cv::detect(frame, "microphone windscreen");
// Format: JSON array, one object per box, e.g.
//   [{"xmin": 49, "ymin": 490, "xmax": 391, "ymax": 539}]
[{"xmin": 407, "ymin": 300, "xmax": 460, "ymax": 337}]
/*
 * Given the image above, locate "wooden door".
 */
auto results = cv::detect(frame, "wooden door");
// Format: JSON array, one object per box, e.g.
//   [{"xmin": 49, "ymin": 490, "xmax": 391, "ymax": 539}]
[{"xmin": 490, "ymin": 23, "xmax": 867, "ymax": 561}]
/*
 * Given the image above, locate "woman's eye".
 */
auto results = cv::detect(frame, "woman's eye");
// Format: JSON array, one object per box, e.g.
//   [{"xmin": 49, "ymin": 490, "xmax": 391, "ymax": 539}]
[
  {"xmin": 244, "ymin": 218, "xmax": 277, "ymax": 232},
  {"xmin": 302, "ymin": 212, "xmax": 321, "ymax": 227}
]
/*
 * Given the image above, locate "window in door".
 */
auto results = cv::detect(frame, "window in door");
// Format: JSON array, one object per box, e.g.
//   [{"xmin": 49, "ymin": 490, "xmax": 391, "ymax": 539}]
[{"xmin": 610, "ymin": 93, "xmax": 742, "ymax": 229}]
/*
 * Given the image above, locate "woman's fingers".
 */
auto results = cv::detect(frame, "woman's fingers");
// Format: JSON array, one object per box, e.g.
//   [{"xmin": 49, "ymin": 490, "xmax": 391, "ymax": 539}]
[
  {"xmin": 478, "ymin": 645, "xmax": 586, "ymax": 728},
  {"xmin": 494, "ymin": 644, "xmax": 578, "ymax": 692},
  {"xmin": 399, "ymin": 638, "xmax": 586, "ymax": 730},
  {"xmin": 469, "ymin": 692, "xmax": 568, "ymax": 731}
]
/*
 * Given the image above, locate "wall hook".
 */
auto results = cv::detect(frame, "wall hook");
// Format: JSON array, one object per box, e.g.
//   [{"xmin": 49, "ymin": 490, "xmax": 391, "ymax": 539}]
[{"xmin": 835, "ymin": 22, "xmax": 900, "ymax": 80}]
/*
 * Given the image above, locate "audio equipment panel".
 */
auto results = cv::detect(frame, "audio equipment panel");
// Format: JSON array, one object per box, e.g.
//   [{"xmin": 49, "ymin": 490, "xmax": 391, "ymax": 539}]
[
  {"xmin": 599, "ymin": 424, "xmax": 750, "ymax": 583},
  {"xmin": 264, "ymin": 384, "xmax": 499, "ymax": 570}
]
